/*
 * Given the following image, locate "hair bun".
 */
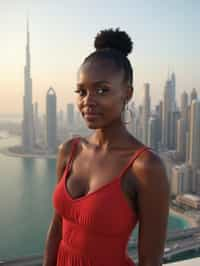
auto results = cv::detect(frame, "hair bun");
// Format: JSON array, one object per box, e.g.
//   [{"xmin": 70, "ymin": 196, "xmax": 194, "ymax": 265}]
[{"xmin": 94, "ymin": 28, "xmax": 133, "ymax": 57}]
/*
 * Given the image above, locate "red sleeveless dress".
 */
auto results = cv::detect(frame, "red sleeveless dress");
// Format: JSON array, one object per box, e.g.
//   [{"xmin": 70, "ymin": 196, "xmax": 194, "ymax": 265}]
[{"xmin": 52, "ymin": 138, "xmax": 149, "ymax": 266}]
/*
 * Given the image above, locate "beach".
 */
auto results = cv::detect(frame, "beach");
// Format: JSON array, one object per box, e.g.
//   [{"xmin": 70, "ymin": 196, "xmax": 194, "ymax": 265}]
[{"xmin": 170, "ymin": 208, "xmax": 199, "ymax": 228}]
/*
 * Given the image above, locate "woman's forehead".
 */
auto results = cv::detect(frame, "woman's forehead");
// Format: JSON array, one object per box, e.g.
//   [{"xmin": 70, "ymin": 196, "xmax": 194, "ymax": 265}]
[{"xmin": 77, "ymin": 59, "xmax": 123, "ymax": 85}]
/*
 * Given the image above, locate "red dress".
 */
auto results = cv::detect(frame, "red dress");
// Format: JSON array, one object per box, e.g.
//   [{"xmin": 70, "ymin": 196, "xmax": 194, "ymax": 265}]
[{"xmin": 52, "ymin": 137, "xmax": 149, "ymax": 266}]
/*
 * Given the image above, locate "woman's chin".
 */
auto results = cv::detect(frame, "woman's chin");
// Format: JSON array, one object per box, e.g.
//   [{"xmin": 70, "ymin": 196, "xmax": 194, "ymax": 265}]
[
  {"xmin": 84, "ymin": 120, "xmax": 104, "ymax": 129},
  {"xmin": 86, "ymin": 122, "xmax": 101, "ymax": 129}
]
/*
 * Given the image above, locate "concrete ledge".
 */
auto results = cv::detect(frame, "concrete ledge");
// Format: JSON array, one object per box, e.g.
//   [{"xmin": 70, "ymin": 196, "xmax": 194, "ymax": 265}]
[{"xmin": 165, "ymin": 257, "xmax": 200, "ymax": 265}]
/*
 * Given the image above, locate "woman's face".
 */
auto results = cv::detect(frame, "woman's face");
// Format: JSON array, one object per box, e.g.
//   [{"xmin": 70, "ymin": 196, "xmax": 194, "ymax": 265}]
[{"xmin": 76, "ymin": 59, "xmax": 128, "ymax": 129}]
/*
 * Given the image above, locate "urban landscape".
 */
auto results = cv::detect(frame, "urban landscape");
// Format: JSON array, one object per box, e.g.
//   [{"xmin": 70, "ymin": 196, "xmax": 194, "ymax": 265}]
[{"xmin": 0, "ymin": 2, "xmax": 200, "ymax": 266}]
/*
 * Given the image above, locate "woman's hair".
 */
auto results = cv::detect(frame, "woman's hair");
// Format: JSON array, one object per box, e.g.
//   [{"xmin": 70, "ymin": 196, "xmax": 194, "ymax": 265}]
[{"xmin": 82, "ymin": 28, "xmax": 134, "ymax": 88}]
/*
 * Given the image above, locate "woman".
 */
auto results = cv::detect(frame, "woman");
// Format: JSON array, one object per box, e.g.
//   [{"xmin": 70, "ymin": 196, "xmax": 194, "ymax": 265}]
[{"xmin": 43, "ymin": 28, "xmax": 169, "ymax": 266}]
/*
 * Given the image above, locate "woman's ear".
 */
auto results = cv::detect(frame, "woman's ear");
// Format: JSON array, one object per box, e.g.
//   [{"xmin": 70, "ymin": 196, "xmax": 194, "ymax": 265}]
[{"xmin": 127, "ymin": 86, "xmax": 134, "ymax": 102}]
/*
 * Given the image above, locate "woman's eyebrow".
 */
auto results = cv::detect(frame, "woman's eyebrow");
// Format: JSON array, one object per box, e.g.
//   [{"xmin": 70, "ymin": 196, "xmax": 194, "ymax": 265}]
[{"xmin": 77, "ymin": 80, "xmax": 111, "ymax": 87}]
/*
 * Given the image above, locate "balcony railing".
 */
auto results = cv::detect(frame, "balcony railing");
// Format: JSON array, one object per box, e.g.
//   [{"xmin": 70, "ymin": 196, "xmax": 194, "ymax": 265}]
[{"xmin": 0, "ymin": 256, "xmax": 200, "ymax": 266}]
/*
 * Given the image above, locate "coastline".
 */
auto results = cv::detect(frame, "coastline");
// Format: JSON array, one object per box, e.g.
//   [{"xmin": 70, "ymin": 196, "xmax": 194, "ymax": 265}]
[
  {"xmin": 169, "ymin": 208, "xmax": 199, "ymax": 228},
  {"xmin": 0, "ymin": 146, "xmax": 56, "ymax": 159},
  {"xmin": 1, "ymin": 142, "xmax": 200, "ymax": 230}
]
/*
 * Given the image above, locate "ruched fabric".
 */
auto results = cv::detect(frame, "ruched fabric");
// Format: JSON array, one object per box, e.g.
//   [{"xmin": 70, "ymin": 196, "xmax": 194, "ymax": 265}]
[{"xmin": 52, "ymin": 138, "xmax": 149, "ymax": 266}]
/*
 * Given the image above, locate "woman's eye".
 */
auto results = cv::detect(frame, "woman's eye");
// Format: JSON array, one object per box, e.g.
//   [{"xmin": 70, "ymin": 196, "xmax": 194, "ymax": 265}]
[
  {"xmin": 74, "ymin": 89, "xmax": 86, "ymax": 96},
  {"xmin": 96, "ymin": 87, "xmax": 108, "ymax": 94}
]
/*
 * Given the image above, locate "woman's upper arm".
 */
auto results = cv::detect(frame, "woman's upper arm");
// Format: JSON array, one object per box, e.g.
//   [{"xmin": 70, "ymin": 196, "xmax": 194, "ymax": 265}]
[
  {"xmin": 56, "ymin": 139, "xmax": 74, "ymax": 184},
  {"xmin": 52, "ymin": 139, "xmax": 75, "ymax": 224},
  {"xmin": 133, "ymin": 151, "xmax": 170, "ymax": 266}
]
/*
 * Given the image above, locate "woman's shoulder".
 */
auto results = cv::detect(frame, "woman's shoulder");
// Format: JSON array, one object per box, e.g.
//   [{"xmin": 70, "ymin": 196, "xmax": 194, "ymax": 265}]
[{"xmin": 131, "ymin": 146, "xmax": 169, "ymax": 190}]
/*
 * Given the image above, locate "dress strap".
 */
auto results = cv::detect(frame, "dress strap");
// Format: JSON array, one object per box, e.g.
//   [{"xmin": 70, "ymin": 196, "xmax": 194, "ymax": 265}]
[
  {"xmin": 65, "ymin": 137, "xmax": 80, "ymax": 173},
  {"xmin": 118, "ymin": 146, "xmax": 151, "ymax": 180}
]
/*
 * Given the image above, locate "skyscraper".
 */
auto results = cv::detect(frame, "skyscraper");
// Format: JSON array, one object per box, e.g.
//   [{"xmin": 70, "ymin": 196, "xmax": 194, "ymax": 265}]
[
  {"xmin": 46, "ymin": 87, "xmax": 57, "ymax": 153},
  {"xmin": 148, "ymin": 115, "xmax": 159, "ymax": 150},
  {"xmin": 22, "ymin": 19, "xmax": 35, "ymax": 152},
  {"xmin": 176, "ymin": 118, "xmax": 186, "ymax": 160},
  {"xmin": 162, "ymin": 79, "xmax": 172, "ymax": 148},
  {"xmin": 162, "ymin": 73, "xmax": 177, "ymax": 149},
  {"xmin": 180, "ymin": 91, "xmax": 188, "ymax": 131},
  {"xmin": 142, "ymin": 83, "xmax": 151, "ymax": 145},
  {"xmin": 33, "ymin": 102, "xmax": 39, "ymax": 145},
  {"xmin": 67, "ymin": 103, "xmax": 75, "ymax": 130},
  {"xmin": 171, "ymin": 72, "xmax": 176, "ymax": 110},
  {"xmin": 189, "ymin": 100, "xmax": 200, "ymax": 169},
  {"xmin": 190, "ymin": 88, "xmax": 197, "ymax": 103}
]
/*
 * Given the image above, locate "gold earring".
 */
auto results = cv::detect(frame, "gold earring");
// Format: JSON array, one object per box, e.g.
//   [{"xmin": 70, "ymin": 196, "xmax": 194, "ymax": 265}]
[{"xmin": 121, "ymin": 100, "xmax": 133, "ymax": 124}]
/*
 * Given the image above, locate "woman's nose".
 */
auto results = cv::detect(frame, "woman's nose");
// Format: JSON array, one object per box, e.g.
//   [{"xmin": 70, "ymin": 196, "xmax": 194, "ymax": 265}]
[{"xmin": 84, "ymin": 92, "xmax": 97, "ymax": 107}]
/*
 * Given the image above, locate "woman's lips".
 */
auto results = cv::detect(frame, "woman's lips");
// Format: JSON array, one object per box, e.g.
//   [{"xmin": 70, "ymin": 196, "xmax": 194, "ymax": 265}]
[{"xmin": 84, "ymin": 112, "xmax": 101, "ymax": 120}]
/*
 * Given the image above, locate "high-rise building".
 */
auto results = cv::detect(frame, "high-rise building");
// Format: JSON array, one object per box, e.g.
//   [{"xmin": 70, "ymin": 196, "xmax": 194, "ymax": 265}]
[
  {"xmin": 148, "ymin": 115, "xmax": 159, "ymax": 150},
  {"xmin": 180, "ymin": 91, "xmax": 188, "ymax": 119},
  {"xmin": 162, "ymin": 73, "xmax": 177, "ymax": 149},
  {"xmin": 66, "ymin": 103, "xmax": 75, "ymax": 130},
  {"xmin": 169, "ymin": 110, "xmax": 180, "ymax": 149},
  {"xmin": 33, "ymin": 102, "xmax": 40, "ymax": 145},
  {"xmin": 186, "ymin": 131, "xmax": 190, "ymax": 162},
  {"xmin": 190, "ymin": 88, "xmax": 197, "ymax": 103},
  {"xmin": 189, "ymin": 100, "xmax": 200, "ymax": 169},
  {"xmin": 176, "ymin": 118, "xmax": 186, "ymax": 160},
  {"xmin": 136, "ymin": 105, "xmax": 143, "ymax": 142},
  {"xmin": 22, "ymin": 19, "xmax": 35, "ymax": 152},
  {"xmin": 162, "ymin": 79, "xmax": 172, "ymax": 148},
  {"xmin": 171, "ymin": 164, "xmax": 192, "ymax": 196},
  {"xmin": 142, "ymin": 83, "xmax": 151, "ymax": 145},
  {"xmin": 46, "ymin": 87, "xmax": 57, "ymax": 153},
  {"xmin": 171, "ymin": 72, "xmax": 176, "ymax": 110}
]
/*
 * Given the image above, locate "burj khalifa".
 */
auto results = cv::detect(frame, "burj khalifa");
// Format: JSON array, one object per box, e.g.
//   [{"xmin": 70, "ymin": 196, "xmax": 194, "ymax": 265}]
[{"xmin": 22, "ymin": 20, "xmax": 35, "ymax": 152}]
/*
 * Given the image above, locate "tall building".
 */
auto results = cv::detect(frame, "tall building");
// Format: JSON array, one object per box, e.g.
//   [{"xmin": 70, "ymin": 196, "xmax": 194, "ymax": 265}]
[
  {"xmin": 169, "ymin": 110, "xmax": 180, "ymax": 149},
  {"xmin": 22, "ymin": 19, "xmax": 35, "ymax": 152},
  {"xmin": 136, "ymin": 105, "xmax": 143, "ymax": 142},
  {"xmin": 189, "ymin": 100, "xmax": 200, "ymax": 169},
  {"xmin": 148, "ymin": 115, "xmax": 159, "ymax": 151},
  {"xmin": 142, "ymin": 83, "xmax": 151, "ymax": 145},
  {"xmin": 162, "ymin": 73, "xmax": 177, "ymax": 149},
  {"xmin": 171, "ymin": 164, "xmax": 192, "ymax": 196},
  {"xmin": 180, "ymin": 91, "xmax": 188, "ymax": 120},
  {"xmin": 33, "ymin": 102, "xmax": 40, "ymax": 145},
  {"xmin": 46, "ymin": 87, "xmax": 57, "ymax": 153},
  {"xmin": 190, "ymin": 88, "xmax": 197, "ymax": 103},
  {"xmin": 186, "ymin": 131, "xmax": 190, "ymax": 162},
  {"xmin": 66, "ymin": 103, "xmax": 75, "ymax": 130},
  {"xmin": 176, "ymin": 118, "xmax": 186, "ymax": 160},
  {"xmin": 171, "ymin": 72, "xmax": 176, "ymax": 110},
  {"xmin": 162, "ymin": 79, "xmax": 172, "ymax": 148}
]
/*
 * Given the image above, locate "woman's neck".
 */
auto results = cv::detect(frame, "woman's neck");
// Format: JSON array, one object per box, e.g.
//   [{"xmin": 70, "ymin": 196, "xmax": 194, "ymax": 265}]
[{"xmin": 88, "ymin": 120, "xmax": 133, "ymax": 151}]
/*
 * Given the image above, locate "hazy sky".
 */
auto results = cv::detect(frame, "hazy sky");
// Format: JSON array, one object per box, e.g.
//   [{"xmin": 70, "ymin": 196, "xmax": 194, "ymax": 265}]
[{"xmin": 0, "ymin": 0, "xmax": 199, "ymax": 115}]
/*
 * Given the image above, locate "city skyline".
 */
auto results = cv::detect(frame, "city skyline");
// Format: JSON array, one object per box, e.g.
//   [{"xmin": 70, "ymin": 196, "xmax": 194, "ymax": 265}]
[{"xmin": 0, "ymin": 0, "xmax": 200, "ymax": 114}]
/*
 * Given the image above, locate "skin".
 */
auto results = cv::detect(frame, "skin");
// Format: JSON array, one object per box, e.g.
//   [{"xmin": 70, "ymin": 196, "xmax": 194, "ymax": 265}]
[{"xmin": 43, "ymin": 57, "xmax": 169, "ymax": 266}]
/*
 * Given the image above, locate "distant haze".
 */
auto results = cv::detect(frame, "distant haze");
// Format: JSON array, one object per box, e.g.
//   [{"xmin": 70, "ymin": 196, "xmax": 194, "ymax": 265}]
[{"xmin": 0, "ymin": 0, "xmax": 199, "ymax": 114}]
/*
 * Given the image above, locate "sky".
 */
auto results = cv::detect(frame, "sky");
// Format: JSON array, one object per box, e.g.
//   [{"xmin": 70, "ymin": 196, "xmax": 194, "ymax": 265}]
[{"xmin": 0, "ymin": 0, "xmax": 200, "ymax": 115}]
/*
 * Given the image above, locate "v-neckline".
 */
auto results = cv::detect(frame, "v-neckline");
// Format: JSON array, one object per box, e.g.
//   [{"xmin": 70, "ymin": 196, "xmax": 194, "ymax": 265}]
[
  {"xmin": 62, "ymin": 138, "xmax": 148, "ymax": 204},
  {"xmin": 63, "ymin": 165, "xmax": 121, "ymax": 203}
]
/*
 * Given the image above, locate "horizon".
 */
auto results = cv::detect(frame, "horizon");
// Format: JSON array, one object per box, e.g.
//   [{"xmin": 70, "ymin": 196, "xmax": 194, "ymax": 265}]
[{"xmin": 0, "ymin": 0, "xmax": 200, "ymax": 114}]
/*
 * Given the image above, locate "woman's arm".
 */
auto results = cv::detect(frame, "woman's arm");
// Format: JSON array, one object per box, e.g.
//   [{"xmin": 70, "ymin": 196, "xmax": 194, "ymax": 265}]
[
  {"xmin": 42, "ymin": 211, "xmax": 62, "ymax": 266},
  {"xmin": 42, "ymin": 139, "xmax": 74, "ymax": 266},
  {"xmin": 133, "ymin": 151, "xmax": 170, "ymax": 266}
]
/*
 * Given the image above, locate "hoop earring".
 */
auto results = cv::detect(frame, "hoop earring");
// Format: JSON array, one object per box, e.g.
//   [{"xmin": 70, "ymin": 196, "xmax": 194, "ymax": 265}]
[{"xmin": 121, "ymin": 102, "xmax": 133, "ymax": 124}]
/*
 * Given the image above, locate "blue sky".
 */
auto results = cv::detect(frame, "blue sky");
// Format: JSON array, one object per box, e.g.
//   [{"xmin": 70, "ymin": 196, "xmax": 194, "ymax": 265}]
[{"xmin": 0, "ymin": 0, "xmax": 199, "ymax": 114}]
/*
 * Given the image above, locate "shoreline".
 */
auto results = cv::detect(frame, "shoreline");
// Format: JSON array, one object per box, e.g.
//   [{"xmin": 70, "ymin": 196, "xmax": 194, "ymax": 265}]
[
  {"xmin": 1, "ymin": 143, "xmax": 200, "ymax": 229},
  {"xmin": 169, "ymin": 208, "xmax": 199, "ymax": 228},
  {"xmin": 0, "ymin": 146, "xmax": 56, "ymax": 159}
]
